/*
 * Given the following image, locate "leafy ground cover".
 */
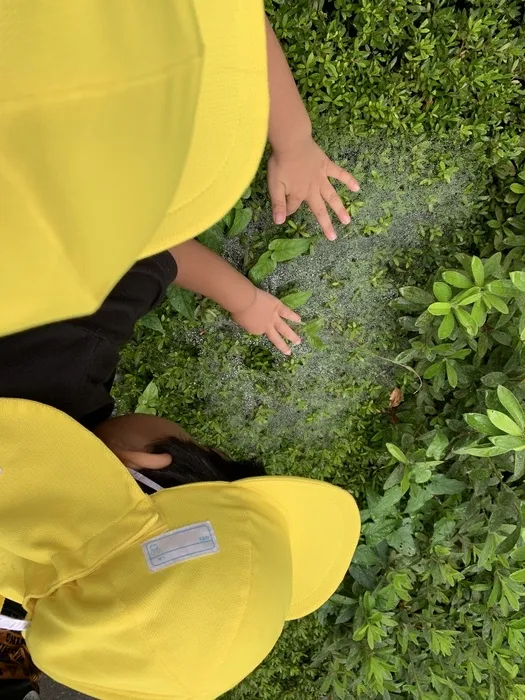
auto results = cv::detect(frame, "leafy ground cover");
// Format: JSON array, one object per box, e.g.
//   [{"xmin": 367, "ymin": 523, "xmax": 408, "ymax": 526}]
[{"xmin": 114, "ymin": 1, "xmax": 525, "ymax": 698}]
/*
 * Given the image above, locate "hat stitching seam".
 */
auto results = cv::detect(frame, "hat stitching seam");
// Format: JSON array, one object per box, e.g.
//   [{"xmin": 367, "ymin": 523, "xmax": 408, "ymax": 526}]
[
  {"xmin": 162, "ymin": 84, "xmax": 257, "ymax": 214},
  {"xmin": 0, "ymin": 57, "xmax": 203, "ymax": 111},
  {"xmin": 28, "ymin": 510, "xmax": 159, "ymax": 606}
]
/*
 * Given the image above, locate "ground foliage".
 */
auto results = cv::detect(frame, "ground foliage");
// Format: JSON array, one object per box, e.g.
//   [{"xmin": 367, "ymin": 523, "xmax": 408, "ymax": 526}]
[{"xmin": 114, "ymin": 1, "xmax": 525, "ymax": 697}]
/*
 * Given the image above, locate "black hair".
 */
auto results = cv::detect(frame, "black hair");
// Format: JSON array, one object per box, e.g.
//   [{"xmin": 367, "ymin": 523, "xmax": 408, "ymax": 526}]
[{"xmin": 135, "ymin": 436, "xmax": 266, "ymax": 494}]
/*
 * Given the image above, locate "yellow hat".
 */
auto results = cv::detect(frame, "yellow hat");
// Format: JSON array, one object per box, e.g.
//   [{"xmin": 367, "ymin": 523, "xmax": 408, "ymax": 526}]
[
  {"xmin": 0, "ymin": 399, "xmax": 360, "ymax": 700},
  {"xmin": 0, "ymin": 0, "xmax": 268, "ymax": 336}
]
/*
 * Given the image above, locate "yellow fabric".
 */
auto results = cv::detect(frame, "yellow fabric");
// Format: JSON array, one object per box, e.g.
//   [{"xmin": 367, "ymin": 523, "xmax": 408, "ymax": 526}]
[
  {"xmin": 0, "ymin": 399, "xmax": 360, "ymax": 700},
  {"xmin": 0, "ymin": 0, "xmax": 268, "ymax": 336}
]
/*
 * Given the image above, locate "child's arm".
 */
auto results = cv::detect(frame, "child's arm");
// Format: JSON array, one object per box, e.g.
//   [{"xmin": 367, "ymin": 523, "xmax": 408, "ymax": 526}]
[
  {"xmin": 265, "ymin": 17, "xmax": 360, "ymax": 241},
  {"xmin": 169, "ymin": 240, "xmax": 301, "ymax": 355}
]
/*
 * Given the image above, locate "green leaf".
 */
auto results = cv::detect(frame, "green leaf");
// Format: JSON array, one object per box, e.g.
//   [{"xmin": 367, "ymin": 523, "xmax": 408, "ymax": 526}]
[
  {"xmin": 433, "ymin": 282, "xmax": 452, "ymax": 302},
  {"xmin": 386, "ymin": 443, "xmax": 408, "ymax": 464},
  {"xmin": 426, "ymin": 432, "xmax": 449, "ymax": 459},
  {"xmin": 268, "ymin": 238, "xmax": 310, "ymax": 262},
  {"xmin": 481, "ymin": 371, "xmax": 508, "ymax": 387},
  {"xmin": 406, "ymin": 486, "xmax": 434, "ymax": 514},
  {"xmin": 497, "ymin": 523, "xmax": 522, "ymax": 555},
  {"xmin": 487, "ymin": 410, "xmax": 523, "ymax": 437},
  {"xmin": 445, "ymin": 360, "xmax": 458, "ymax": 388},
  {"xmin": 451, "ymin": 286, "xmax": 481, "ymax": 305},
  {"xmin": 508, "ymin": 216, "xmax": 525, "ymax": 231},
  {"xmin": 489, "ymin": 435, "xmax": 525, "ymax": 450},
  {"xmin": 135, "ymin": 381, "xmax": 159, "ymax": 414},
  {"xmin": 492, "ymin": 330, "xmax": 512, "ymax": 346},
  {"xmin": 429, "ymin": 629, "xmax": 456, "ymax": 657},
  {"xmin": 471, "ymin": 299, "xmax": 487, "ymax": 327},
  {"xmin": 362, "ymin": 519, "xmax": 397, "ymax": 547},
  {"xmin": 352, "ymin": 544, "xmax": 382, "ymax": 567},
  {"xmin": 454, "ymin": 307, "xmax": 478, "ymax": 336},
  {"xmin": 140, "ymin": 380, "xmax": 158, "ymax": 404},
  {"xmin": 228, "ymin": 207, "xmax": 252, "ymax": 237},
  {"xmin": 198, "ymin": 224, "xmax": 224, "ymax": 254},
  {"xmin": 511, "ymin": 451, "xmax": 525, "ymax": 482},
  {"xmin": 438, "ymin": 313, "xmax": 455, "ymax": 340},
  {"xmin": 511, "ymin": 547, "xmax": 525, "ymax": 562},
  {"xmin": 484, "ymin": 252, "xmax": 502, "ymax": 278},
  {"xmin": 279, "ymin": 290, "xmax": 312, "ymax": 309},
  {"xmin": 510, "ymin": 183, "xmax": 525, "ymax": 194},
  {"xmin": 400, "ymin": 286, "xmax": 434, "ymax": 305},
  {"xmin": 383, "ymin": 465, "xmax": 404, "ymax": 490},
  {"xmin": 249, "ymin": 252, "xmax": 277, "ymax": 284},
  {"xmin": 455, "ymin": 291, "xmax": 482, "ymax": 306},
  {"xmin": 510, "ymin": 570, "xmax": 525, "ymax": 583},
  {"xmin": 504, "ymin": 234, "xmax": 525, "ymax": 247},
  {"xmin": 307, "ymin": 334, "xmax": 326, "ymax": 351},
  {"xmin": 477, "ymin": 332, "xmax": 490, "ymax": 360},
  {"xmin": 412, "ymin": 463, "xmax": 432, "ymax": 484},
  {"xmin": 442, "ymin": 270, "xmax": 472, "ymax": 288},
  {"xmin": 303, "ymin": 318, "xmax": 323, "ymax": 336},
  {"xmin": 486, "ymin": 280, "xmax": 515, "ymax": 297},
  {"xmin": 166, "ymin": 286, "xmax": 196, "ymax": 321},
  {"xmin": 447, "ymin": 348, "xmax": 471, "ymax": 360},
  {"xmin": 483, "ymin": 292, "xmax": 509, "ymax": 314},
  {"xmin": 424, "ymin": 361, "xmax": 444, "ymax": 379},
  {"xmin": 428, "ymin": 302, "xmax": 452, "ymax": 316},
  {"xmin": 136, "ymin": 312, "xmax": 165, "ymax": 334},
  {"xmin": 471, "ymin": 256, "xmax": 485, "ymax": 286},
  {"xmin": 497, "ymin": 385, "xmax": 525, "ymax": 431},
  {"xmin": 222, "ymin": 209, "xmax": 235, "ymax": 229},
  {"xmin": 464, "ymin": 413, "xmax": 502, "ymax": 436},
  {"xmin": 134, "ymin": 405, "xmax": 157, "ymax": 416},
  {"xmin": 510, "ymin": 271, "xmax": 525, "ymax": 293},
  {"xmin": 427, "ymin": 475, "xmax": 465, "ymax": 495},
  {"xmin": 456, "ymin": 444, "xmax": 510, "ymax": 457},
  {"xmin": 371, "ymin": 486, "xmax": 404, "ymax": 518},
  {"xmin": 387, "ymin": 523, "xmax": 416, "ymax": 556},
  {"xmin": 349, "ymin": 564, "xmax": 376, "ymax": 591}
]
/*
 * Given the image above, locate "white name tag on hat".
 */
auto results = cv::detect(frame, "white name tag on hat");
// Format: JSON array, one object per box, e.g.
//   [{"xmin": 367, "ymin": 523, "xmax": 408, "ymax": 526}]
[{"xmin": 142, "ymin": 522, "xmax": 219, "ymax": 573}]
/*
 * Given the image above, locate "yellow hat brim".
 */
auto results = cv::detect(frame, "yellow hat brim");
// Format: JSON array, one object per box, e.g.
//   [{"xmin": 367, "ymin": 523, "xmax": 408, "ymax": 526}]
[
  {"xmin": 141, "ymin": 0, "xmax": 269, "ymax": 258},
  {"xmin": 238, "ymin": 477, "xmax": 360, "ymax": 620}
]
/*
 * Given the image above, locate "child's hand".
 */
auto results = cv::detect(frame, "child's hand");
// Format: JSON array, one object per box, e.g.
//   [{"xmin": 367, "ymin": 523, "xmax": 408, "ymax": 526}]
[
  {"xmin": 267, "ymin": 137, "xmax": 360, "ymax": 241},
  {"xmin": 231, "ymin": 289, "xmax": 301, "ymax": 355}
]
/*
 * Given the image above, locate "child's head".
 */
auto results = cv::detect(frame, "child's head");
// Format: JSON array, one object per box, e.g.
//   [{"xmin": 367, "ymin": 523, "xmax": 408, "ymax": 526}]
[{"xmin": 93, "ymin": 413, "xmax": 266, "ymax": 486}]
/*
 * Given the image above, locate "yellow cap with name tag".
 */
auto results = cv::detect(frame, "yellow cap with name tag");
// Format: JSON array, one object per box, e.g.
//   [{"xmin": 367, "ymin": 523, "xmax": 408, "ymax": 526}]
[{"xmin": 0, "ymin": 398, "xmax": 360, "ymax": 699}]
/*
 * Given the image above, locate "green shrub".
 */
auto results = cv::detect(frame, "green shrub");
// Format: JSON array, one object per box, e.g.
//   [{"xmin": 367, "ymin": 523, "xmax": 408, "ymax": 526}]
[
  {"xmin": 314, "ymin": 150, "xmax": 525, "ymax": 699},
  {"xmin": 267, "ymin": 0, "xmax": 524, "ymax": 161}
]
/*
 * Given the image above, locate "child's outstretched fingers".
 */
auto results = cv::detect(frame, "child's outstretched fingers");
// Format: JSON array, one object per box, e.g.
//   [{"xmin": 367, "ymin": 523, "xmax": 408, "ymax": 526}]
[
  {"xmin": 321, "ymin": 181, "xmax": 351, "ymax": 226},
  {"xmin": 276, "ymin": 319, "xmax": 301, "ymax": 346},
  {"xmin": 278, "ymin": 304, "xmax": 301, "ymax": 325},
  {"xmin": 269, "ymin": 176, "xmax": 287, "ymax": 225},
  {"xmin": 327, "ymin": 160, "xmax": 360, "ymax": 193},
  {"xmin": 267, "ymin": 329, "xmax": 291, "ymax": 356},
  {"xmin": 307, "ymin": 195, "xmax": 337, "ymax": 241}
]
